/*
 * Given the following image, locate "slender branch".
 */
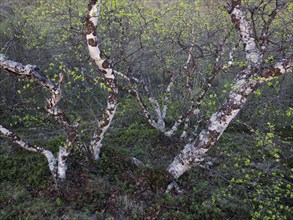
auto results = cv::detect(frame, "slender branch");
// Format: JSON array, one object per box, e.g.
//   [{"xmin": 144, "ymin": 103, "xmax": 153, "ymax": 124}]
[
  {"xmin": 229, "ymin": 0, "xmax": 262, "ymax": 67},
  {"xmin": 0, "ymin": 124, "xmax": 58, "ymax": 178},
  {"xmin": 162, "ymin": 74, "xmax": 177, "ymax": 119},
  {"xmin": 118, "ymin": 85, "xmax": 158, "ymax": 129},
  {"xmin": 0, "ymin": 54, "xmax": 77, "ymax": 180},
  {"xmin": 167, "ymin": 0, "xmax": 292, "ymax": 179},
  {"xmin": 165, "ymin": 35, "xmax": 236, "ymax": 138},
  {"xmin": 168, "ymin": 58, "xmax": 292, "ymax": 178},
  {"xmin": 260, "ymin": 0, "xmax": 286, "ymax": 53}
]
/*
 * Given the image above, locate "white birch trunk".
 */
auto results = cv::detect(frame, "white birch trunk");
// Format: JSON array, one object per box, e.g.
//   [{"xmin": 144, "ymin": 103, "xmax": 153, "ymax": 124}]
[
  {"xmin": 167, "ymin": 60, "xmax": 292, "ymax": 178},
  {"xmin": 86, "ymin": 0, "xmax": 118, "ymax": 160},
  {"xmin": 167, "ymin": 0, "xmax": 293, "ymax": 179},
  {"xmin": 0, "ymin": 124, "xmax": 73, "ymax": 181},
  {"xmin": 0, "ymin": 55, "xmax": 77, "ymax": 181}
]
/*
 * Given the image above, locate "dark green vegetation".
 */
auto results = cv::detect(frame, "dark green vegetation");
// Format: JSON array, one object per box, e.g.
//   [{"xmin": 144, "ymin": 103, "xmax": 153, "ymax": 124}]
[
  {"xmin": 1, "ymin": 125, "xmax": 293, "ymax": 219},
  {"xmin": 1, "ymin": 0, "xmax": 293, "ymax": 219}
]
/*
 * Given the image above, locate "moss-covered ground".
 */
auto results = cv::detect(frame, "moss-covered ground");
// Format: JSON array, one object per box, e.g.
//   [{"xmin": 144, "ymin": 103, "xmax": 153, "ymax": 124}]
[{"xmin": 0, "ymin": 124, "xmax": 292, "ymax": 219}]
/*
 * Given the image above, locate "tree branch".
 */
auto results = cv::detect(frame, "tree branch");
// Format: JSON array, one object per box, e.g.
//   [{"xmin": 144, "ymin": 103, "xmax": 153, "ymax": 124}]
[{"xmin": 0, "ymin": 54, "xmax": 77, "ymax": 180}]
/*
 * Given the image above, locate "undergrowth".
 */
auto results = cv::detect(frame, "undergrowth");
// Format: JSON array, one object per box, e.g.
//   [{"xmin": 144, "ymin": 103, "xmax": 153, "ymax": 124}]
[{"xmin": 0, "ymin": 124, "xmax": 292, "ymax": 219}]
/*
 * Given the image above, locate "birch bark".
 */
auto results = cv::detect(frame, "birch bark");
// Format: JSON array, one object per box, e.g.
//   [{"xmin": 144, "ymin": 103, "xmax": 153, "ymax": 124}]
[
  {"xmin": 0, "ymin": 54, "xmax": 77, "ymax": 180},
  {"xmin": 86, "ymin": 0, "xmax": 118, "ymax": 160},
  {"xmin": 166, "ymin": 0, "xmax": 293, "ymax": 179}
]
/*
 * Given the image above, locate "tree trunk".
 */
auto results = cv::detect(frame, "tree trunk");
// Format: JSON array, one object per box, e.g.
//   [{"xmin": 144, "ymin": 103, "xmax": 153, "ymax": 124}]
[
  {"xmin": 166, "ymin": 0, "xmax": 293, "ymax": 180},
  {"xmin": 86, "ymin": 0, "xmax": 118, "ymax": 160}
]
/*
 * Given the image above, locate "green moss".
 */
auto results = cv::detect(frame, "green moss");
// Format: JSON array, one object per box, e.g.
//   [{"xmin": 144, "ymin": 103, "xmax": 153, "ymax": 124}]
[{"xmin": 0, "ymin": 146, "xmax": 51, "ymax": 187}]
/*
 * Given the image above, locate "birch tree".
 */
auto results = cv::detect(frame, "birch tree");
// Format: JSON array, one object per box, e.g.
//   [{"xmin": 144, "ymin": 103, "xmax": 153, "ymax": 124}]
[
  {"xmin": 0, "ymin": 0, "xmax": 119, "ymax": 180},
  {"xmin": 84, "ymin": 0, "xmax": 292, "ymax": 186},
  {"xmin": 86, "ymin": 0, "xmax": 118, "ymax": 160},
  {"xmin": 113, "ymin": 1, "xmax": 235, "ymax": 141},
  {"xmin": 0, "ymin": 55, "xmax": 77, "ymax": 182},
  {"xmin": 166, "ymin": 0, "xmax": 293, "ymax": 184},
  {"xmin": 0, "ymin": 0, "xmax": 292, "ymax": 189}
]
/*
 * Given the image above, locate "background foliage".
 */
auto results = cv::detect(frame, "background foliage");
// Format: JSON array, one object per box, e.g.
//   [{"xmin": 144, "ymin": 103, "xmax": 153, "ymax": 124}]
[{"xmin": 0, "ymin": 0, "xmax": 292, "ymax": 219}]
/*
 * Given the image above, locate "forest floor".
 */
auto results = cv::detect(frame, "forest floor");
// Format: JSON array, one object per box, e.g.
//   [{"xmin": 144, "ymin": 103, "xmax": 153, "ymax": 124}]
[{"xmin": 0, "ymin": 123, "xmax": 292, "ymax": 219}]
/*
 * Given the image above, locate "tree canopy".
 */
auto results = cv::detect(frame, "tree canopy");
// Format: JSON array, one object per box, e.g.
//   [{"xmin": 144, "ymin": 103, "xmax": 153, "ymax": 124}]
[{"xmin": 0, "ymin": 0, "xmax": 292, "ymax": 219}]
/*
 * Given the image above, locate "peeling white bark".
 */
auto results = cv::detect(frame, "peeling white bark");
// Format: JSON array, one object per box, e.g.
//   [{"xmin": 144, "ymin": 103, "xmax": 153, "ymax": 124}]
[
  {"xmin": 168, "ymin": 143, "xmax": 208, "ymax": 178},
  {"xmin": 0, "ymin": 55, "xmax": 77, "ymax": 180},
  {"xmin": 43, "ymin": 150, "xmax": 58, "ymax": 178},
  {"xmin": 164, "ymin": 120, "xmax": 182, "ymax": 137},
  {"xmin": 165, "ymin": 180, "xmax": 185, "ymax": 194},
  {"xmin": 230, "ymin": 4, "xmax": 262, "ymax": 66},
  {"xmin": 90, "ymin": 102, "xmax": 117, "ymax": 160},
  {"xmin": 167, "ymin": 0, "xmax": 293, "ymax": 179},
  {"xmin": 87, "ymin": 1, "xmax": 118, "ymax": 160},
  {"xmin": 149, "ymin": 97, "xmax": 165, "ymax": 131},
  {"xmin": 57, "ymin": 147, "xmax": 70, "ymax": 179},
  {"xmin": 162, "ymin": 76, "xmax": 176, "ymax": 119},
  {"xmin": 167, "ymin": 60, "xmax": 292, "ymax": 179},
  {"xmin": 148, "ymin": 75, "xmax": 178, "ymax": 133}
]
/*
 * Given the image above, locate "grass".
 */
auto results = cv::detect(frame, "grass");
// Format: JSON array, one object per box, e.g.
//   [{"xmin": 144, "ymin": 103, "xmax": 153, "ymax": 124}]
[{"xmin": 0, "ymin": 123, "xmax": 292, "ymax": 219}]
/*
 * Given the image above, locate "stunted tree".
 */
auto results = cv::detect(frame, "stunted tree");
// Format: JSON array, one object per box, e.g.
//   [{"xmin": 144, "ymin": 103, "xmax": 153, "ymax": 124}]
[
  {"xmin": 0, "ymin": 56, "xmax": 77, "ymax": 182},
  {"xmin": 166, "ymin": 0, "xmax": 292, "ymax": 184},
  {"xmin": 84, "ymin": 0, "xmax": 293, "ymax": 189},
  {"xmin": 0, "ymin": 0, "xmax": 119, "ymax": 180},
  {"xmin": 86, "ymin": 0, "xmax": 118, "ymax": 160},
  {"xmin": 0, "ymin": 0, "xmax": 292, "ymax": 191}
]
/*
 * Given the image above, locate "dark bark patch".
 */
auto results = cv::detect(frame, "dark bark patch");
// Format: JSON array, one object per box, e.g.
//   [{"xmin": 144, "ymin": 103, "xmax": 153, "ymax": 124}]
[
  {"xmin": 260, "ymin": 67, "xmax": 282, "ymax": 78},
  {"xmin": 102, "ymin": 118, "xmax": 110, "ymax": 127},
  {"xmin": 218, "ymin": 112, "xmax": 228, "ymax": 122},
  {"xmin": 8, "ymin": 133, "xmax": 20, "ymax": 141},
  {"xmin": 231, "ymin": 14, "xmax": 240, "ymax": 28},
  {"xmin": 105, "ymin": 79, "xmax": 114, "ymax": 88},
  {"xmin": 208, "ymin": 130, "xmax": 220, "ymax": 141},
  {"xmin": 87, "ymin": 38, "xmax": 98, "ymax": 47},
  {"xmin": 221, "ymin": 103, "xmax": 233, "ymax": 116},
  {"xmin": 102, "ymin": 60, "xmax": 110, "ymax": 69},
  {"xmin": 108, "ymin": 107, "xmax": 115, "ymax": 114},
  {"xmin": 198, "ymin": 130, "xmax": 220, "ymax": 150},
  {"xmin": 95, "ymin": 129, "xmax": 103, "ymax": 137},
  {"xmin": 232, "ymin": 0, "xmax": 241, "ymax": 8},
  {"xmin": 227, "ymin": 0, "xmax": 241, "ymax": 13},
  {"xmin": 88, "ymin": 0, "xmax": 97, "ymax": 11},
  {"xmin": 68, "ymin": 131, "xmax": 77, "ymax": 143},
  {"xmin": 86, "ymin": 20, "xmax": 96, "ymax": 35},
  {"xmin": 109, "ymin": 93, "xmax": 117, "ymax": 103}
]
